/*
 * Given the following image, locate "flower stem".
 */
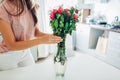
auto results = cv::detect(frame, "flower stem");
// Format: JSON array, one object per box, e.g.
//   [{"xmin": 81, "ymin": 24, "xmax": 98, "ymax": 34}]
[{"xmin": 54, "ymin": 35, "xmax": 67, "ymax": 65}]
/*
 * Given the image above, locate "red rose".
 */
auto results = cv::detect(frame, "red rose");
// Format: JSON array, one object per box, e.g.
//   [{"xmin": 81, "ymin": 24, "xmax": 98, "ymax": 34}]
[
  {"xmin": 50, "ymin": 13, "xmax": 55, "ymax": 20},
  {"xmin": 53, "ymin": 9, "xmax": 57, "ymax": 14},
  {"xmin": 75, "ymin": 9, "xmax": 78, "ymax": 14},
  {"xmin": 58, "ymin": 7, "xmax": 63, "ymax": 14},
  {"xmin": 73, "ymin": 15, "xmax": 78, "ymax": 21}
]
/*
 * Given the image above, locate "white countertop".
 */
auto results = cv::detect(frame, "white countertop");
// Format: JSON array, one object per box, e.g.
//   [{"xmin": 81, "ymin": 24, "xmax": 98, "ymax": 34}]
[
  {"xmin": 0, "ymin": 52, "xmax": 120, "ymax": 80},
  {"xmin": 90, "ymin": 24, "xmax": 111, "ymax": 30},
  {"xmin": 90, "ymin": 24, "xmax": 120, "ymax": 33}
]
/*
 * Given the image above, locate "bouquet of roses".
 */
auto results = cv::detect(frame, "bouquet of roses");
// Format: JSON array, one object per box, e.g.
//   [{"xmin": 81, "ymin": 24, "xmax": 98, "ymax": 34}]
[
  {"xmin": 50, "ymin": 6, "xmax": 80, "ymax": 36},
  {"xmin": 49, "ymin": 6, "xmax": 80, "ymax": 65}
]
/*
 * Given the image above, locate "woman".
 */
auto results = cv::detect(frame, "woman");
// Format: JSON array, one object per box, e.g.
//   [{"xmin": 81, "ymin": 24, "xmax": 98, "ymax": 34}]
[{"xmin": 0, "ymin": 0, "xmax": 62, "ymax": 70}]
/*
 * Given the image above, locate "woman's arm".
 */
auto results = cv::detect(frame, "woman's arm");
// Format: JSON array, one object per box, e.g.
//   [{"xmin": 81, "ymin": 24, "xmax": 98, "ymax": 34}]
[
  {"xmin": 0, "ymin": 19, "xmax": 62, "ymax": 51},
  {"xmin": 35, "ymin": 27, "xmax": 47, "ymax": 37},
  {"xmin": 35, "ymin": 27, "xmax": 53, "ymax": 37}
]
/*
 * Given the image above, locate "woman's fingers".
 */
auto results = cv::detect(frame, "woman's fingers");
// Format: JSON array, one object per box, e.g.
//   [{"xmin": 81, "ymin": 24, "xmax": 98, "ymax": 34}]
[
  {"xmin": 51, "ymin": 36, "xmax": 62, "ymax": 41},
  {"xmin": 0, "ymin": 44, "xmax": 9, "ymax": 53},
  {"xmin": 1, "ymin": 46, "xmax": 9, "ymax": 52},
  {"xmin": 51, "ymin": 36, "xmax": 62, "ymax": 43},
  {"xmin": 0, "ymin": 47, "xmax": 5, "ymax": 53},
  {"xmin": 46, "ymin": 35, "xmax": 62, "ymax": 44},
  {"xmin": 41, "ymin": 34, "xmax": 62, "ymax": 44},
  {"xmin": 1, "ymin": 41, "xmax": 7, "ymax": 46}
]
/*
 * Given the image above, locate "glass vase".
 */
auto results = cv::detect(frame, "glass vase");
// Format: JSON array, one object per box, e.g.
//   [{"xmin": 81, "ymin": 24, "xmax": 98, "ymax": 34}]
[
  {"xmin": 54, "ymin": 61, "xmax": 67, "ymax": 77},
  {"xmin": 54, "ymin": 36, "xmax": 67, "ymax": 77}
]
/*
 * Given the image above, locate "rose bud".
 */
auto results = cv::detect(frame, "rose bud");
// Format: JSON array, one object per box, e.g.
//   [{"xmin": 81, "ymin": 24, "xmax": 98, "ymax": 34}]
[
  {"xmin": 50, "ymin": 13, "xmax": 55, "ymax": 20},
  {"xmin": 58, "ymin": 7, "xmax": 63, "ymax": 14},
  {"xmin": 64, "ymin": 8, "xmax": 69, "ymax": 12},
  {"xmin": 53, "ymin": 9, "xmax": 57, "ymax": 14},
  {"xmin": 75, "ymin": 9, "xmax": 79, "ymax": 14},
  {"xmin": 74, "ymin": 15, "xmax": 78, "ymax": 21},
  {"xmin": 67, "ymin": 11, "xmax": 71, "ymax": 16}
]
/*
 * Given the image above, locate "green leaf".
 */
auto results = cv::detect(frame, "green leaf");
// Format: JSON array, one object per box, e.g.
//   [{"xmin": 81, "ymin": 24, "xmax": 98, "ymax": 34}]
[
  {"xmin": 73, "ymin": 25, "xmax": 76, "ymax": 30},
  {"xmin": 69, "ymin": 30, "xmax": 72, "ymax": 35},
  {"xmin": 56, "ymin": 14, "xmax": 61, "ymax": 19},
  {"xmin": 70, "ymin": 8, "xmax": 75, "ymax": 15},
  {"xmin": 50, "ymin": 20, "xmax": 54, "ymax": 27},
  {"xmin": 54, "ymin": 19, "xmax": 58, "ymax": 28},
  {"xmin": 70, "ymin": 23, "xmax": 76, "ymax": 31},
  {"xmin": 55, "ymin": 29, "xmax": 59, "ymax": 34},
  {"xmin": 60, "ymin": 15, "xmax": 64, "ymax": 22},
  {"xmin": 59, "ymin": 22, "xmax": 64, "ymax": 28},
  {"xmin": 65, "ymin": 22, "xmax": 69, "ymax": 30}
]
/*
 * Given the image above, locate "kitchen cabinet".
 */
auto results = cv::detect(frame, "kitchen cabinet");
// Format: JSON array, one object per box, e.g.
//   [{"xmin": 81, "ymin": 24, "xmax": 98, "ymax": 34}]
[
  {"xmin": 76, "ymin": 24, "xmax": 90, "ymax": 53},
  {"xmin": 107, "ymin": 32, "xmax": 120, "ymax": 57},
  {"xmin": 87, "ymin": 25, "xmax": 120, "ymax": 69},
  {"xmin": 89, "ymin": 25, "xmax": 109, "ymax": 49},
  {"xmin": 75, "ymin": 24, "xmax": 120, "ymax": 69},
  {"xmin": 106, "ymin": 31, "xmax": 120, "ymax": 69}
]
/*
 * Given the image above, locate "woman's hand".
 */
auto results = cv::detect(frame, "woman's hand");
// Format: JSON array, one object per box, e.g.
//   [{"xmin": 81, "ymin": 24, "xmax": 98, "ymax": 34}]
[
  {"xmin": 34, "ymin": 27, "xmax": 62, "ymax": 43},
  {"xmin": 35, "ymin": 27, "xmax": 62, "ymax": 44},
  {"xmin": 40, "ymin": 34, "xmax": 62, "ymax": 44},
  {"xmin": 0, "ymin": 41, "xmax": 9, "ymax": 53}
]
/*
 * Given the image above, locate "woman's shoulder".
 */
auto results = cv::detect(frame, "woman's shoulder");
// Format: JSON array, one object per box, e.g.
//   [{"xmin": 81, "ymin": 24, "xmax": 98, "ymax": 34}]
[
  {"xmin": 0, "ymin": 3, "xmax": 10, "ymax": 24},
  {"xmin": 0, "ymin": 3, "xmax": 3, "ymax": 12},
  {"xmin": 0, "ymin": 2, "xmax": 7, "ymax": 14},
  {"xmin": 0, "ymin": 3, "xmax": 11, "ymax": 30}
]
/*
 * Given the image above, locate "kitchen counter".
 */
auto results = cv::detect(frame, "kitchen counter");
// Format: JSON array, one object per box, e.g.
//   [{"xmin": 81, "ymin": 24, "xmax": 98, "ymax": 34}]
[
  {"xmin": 88, "ymin": 24, "xmax": 120, "ymax": 69},
  {"xmin": 90, "ymin": 24, "xmax": 111, "ymax": 30},
  {"xmin": 90, "ymin": 24, "xmax": 120, "ymax": 33},
  {"xmin": 89, "ymin": 24, "xmax": 120, "ymax": 48}
]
